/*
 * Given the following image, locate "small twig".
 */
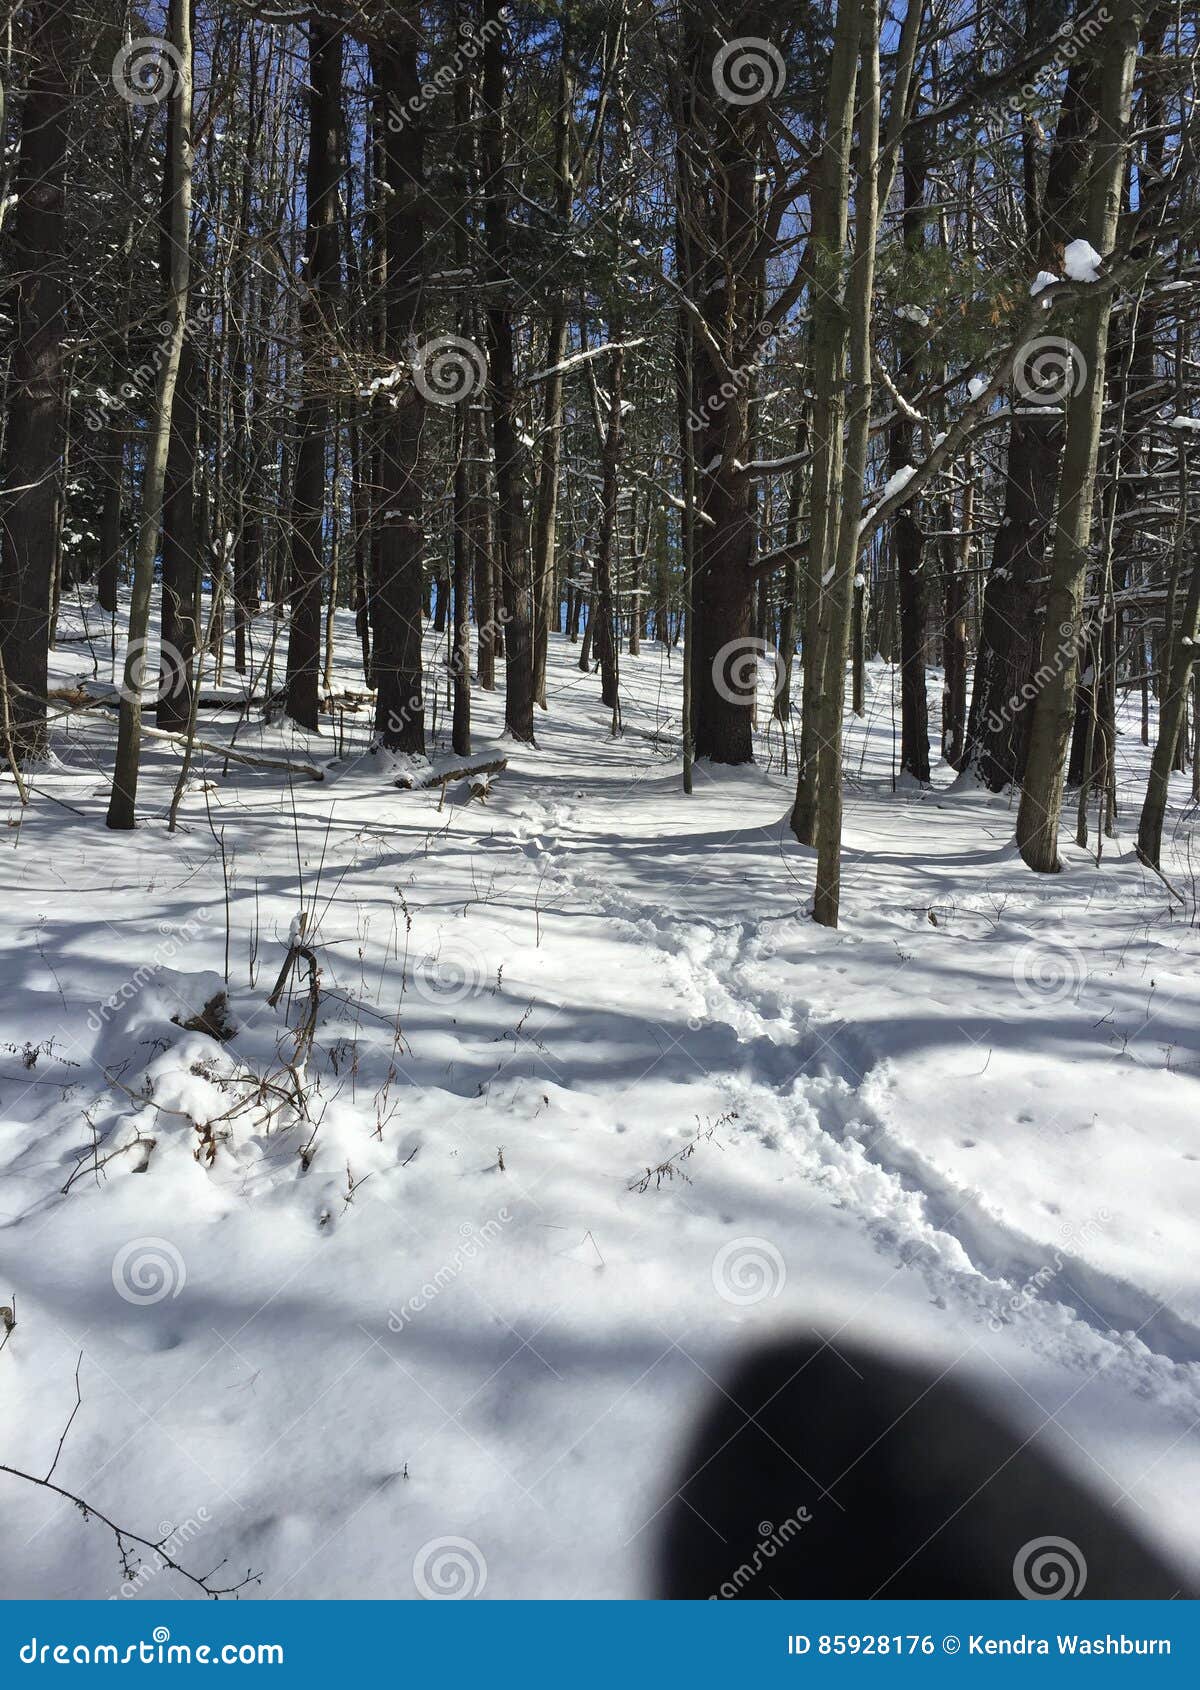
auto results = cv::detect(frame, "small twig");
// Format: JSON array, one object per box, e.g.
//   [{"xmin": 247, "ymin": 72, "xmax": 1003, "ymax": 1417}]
[
  {"xmin": 1135, "ymin": 846, "xmax": 1188, "ymax": 906},
  {"xmin": 61, "ymin": 1131, "xmax": 156, "ymax": 1195},
  {"xmin": 45, "ymin": 1353, "xmax": 84, "ymax": 1484},
  {"xmin": 1, "ymin": 1357, "xmax": 259, "ymax": 1597}
]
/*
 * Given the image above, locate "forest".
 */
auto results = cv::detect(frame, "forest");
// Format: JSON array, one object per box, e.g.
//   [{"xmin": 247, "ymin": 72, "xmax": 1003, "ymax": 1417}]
[{"xmin": 0, "ymin": 0, "xmax": 1198, "ymax": 1604}]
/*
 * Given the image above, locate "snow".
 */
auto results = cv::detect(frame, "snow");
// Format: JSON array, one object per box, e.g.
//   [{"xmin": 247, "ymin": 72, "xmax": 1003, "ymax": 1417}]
[
  {"xmin": 1, "ymin": 596, "xmax": 1199, "ymax": 1600},
  {"xmin": 858, "ymin": 459, "xmax": 919, "ymax": 530},
  {"xmin": 1031, "ymin": 270, "xmax": 1060, "ymax": 297},
  {"xmin": 967, "ymin": 376, "xmax": 988, "ymax": 401},
  {"xmin": 862, "ymin": 464, "xmax": 919, "ymax": 529},
  {"xmin": 522, "ymin": 340, "xmax": 645, "ymax": 386},
  {"xmin": 1063, "ymin": 239, "xmax": 1104, "ymax": 283},
  {"xmin": 361, "ymin": 365, "xmax": 408, "ymax": 399}
]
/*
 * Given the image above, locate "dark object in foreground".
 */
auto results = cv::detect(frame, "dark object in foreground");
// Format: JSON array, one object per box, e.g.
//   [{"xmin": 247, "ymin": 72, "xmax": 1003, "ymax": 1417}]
[{"xmin": 658, "ymin": 1337, "xmax": 1190, "ymax": 1599}]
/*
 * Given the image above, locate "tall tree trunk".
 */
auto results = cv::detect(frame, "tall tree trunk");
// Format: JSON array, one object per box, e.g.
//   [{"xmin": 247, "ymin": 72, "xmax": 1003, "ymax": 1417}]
[
  {"xmin": 95, "ymin": 428, "xmax": 123, "ymax": 620},
  {"xmin": 450, "ymin": 12, "xmax": 473, "ymax": 756},
  {"xmin": 481, "ymin": 0, "xmax": 535, "ymax": 741},
  {"xmin": 1137, "ymin": 539, "xmax": 1200, "ymax": 868},
  {"xmin": 234, "ymin": 306, "xmax": 268, "ymax": 676},
  {"xmin": 451, "ymin": 405, "xmax": 473, "ymax": 756},
  {"xmin": 231, "ymin": 52, "xmax": 263, "ymax": 678},
  {"xmin": 790, "ymin": 0, "xmax": 861, "ymax": 842},
  {"xmin": 349, "ymin": 421, "xmax": 371, "ymax": 683},
  {"xmin": 95, "ymin": 112, "xmax": 139, "ymax": 629},
  {"xmin": 0, "ymin": 0, "xmax": 72, "ymax": 761},
  {"xmin": 593, "ymin": 342, "xmax": 624, "ymax": 716},
  {"xmin": 810, "ymin": 0, "xmax": 880, "ymax": 927},
  {"xmin": 940, "ymin": 455, "xmax": 971, "ymax": 768},
  {"xmin": 653, "ymin": 502, "xmax": 670, "ymax": 646},
  {"xmin": 1016, "ymin": 0, "xmax": 1142, "ymax": 871},
  {"xmin": 107, "ymin": 0, "xmax": 192, "ymax": 827},
  {"xmin": 530, "ymin": 33, "xmax": 575, "ymax": 710},
  {"xmin": 775, "ymin": 415, "xmax": 807, "ymax": 731},
  {"xmin": 372, "ymin": 25, "xmax": 427, "ymax": 751},
  {"xmin": 893, "ymin": 125, "xmax": 930, "ymax": 783},
  {"xmin": 157, "ymin": 326, "xmax": 199, "ymax": 730},
  {"xmin": 285, "ymin": 18, "xmax": 342, "ymax": 732},
  {"xmin": 472, "ymin": 396, "xmax": 498, "ymax": 690},
  {"xmin": 962, "ymin": 53, "xmax": 1096, "ymax": 789},
  {"xmin": 681, "ymin": 4, "xmax": 767, "ymax": 767}
]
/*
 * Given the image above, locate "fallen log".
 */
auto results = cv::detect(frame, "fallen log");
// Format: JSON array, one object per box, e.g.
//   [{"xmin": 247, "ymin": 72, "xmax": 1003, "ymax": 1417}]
[
  {"xmin": 68, "ymin": 681, "xmax": 269, "ymax": 713},
  {"xmin": 44, "ymin": 685, "xmax": 324, "ymax": 779},
  {"xmin": 136, "ymin": 721, "xmax": 326, "ymax": 780},
  {"xmin": 394, "ymin": 752, "xmax": 508, "ymax": 791}
]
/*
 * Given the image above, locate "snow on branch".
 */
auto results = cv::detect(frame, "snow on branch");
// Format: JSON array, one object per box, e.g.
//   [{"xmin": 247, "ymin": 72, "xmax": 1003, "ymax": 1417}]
[{"xmin": 521, "ymin": 341, "xmax": 645, "ymax": 387}]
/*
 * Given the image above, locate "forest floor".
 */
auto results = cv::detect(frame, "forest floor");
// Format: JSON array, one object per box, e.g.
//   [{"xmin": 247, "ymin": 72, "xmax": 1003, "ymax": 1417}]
[{"xmin": 1, "ymin": 597, "xmax": 1199, "ymax": 1599}]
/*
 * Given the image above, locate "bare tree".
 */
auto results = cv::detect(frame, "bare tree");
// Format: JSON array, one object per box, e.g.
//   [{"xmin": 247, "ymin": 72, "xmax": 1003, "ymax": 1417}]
[
  {"xmin": 107, "ymin": 0, "xmax": 194, "ymax": 829},
  {"xmin": 1017, "ymin": 0, "xmax": 1144, "ymax": 871},
  {"xmin": 0, "ymin": 0, "xmax": 73, "ymax": 762}
]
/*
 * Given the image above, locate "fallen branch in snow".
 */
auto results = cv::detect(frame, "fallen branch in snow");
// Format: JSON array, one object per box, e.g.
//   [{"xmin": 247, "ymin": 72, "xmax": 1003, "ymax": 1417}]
[
  {"xmin": 0, "ymin": 1358, "xmax": 259, "ymax": 1598},
  {"xmin": 192, "ymin": 694, "xmax": 267, "ymax": 709},
  {"xmin": 628, "ymin": 1113, "xmax": 735, "ymax": 1193},
  {"xmin": 61, "ymin": 1128, "xmax": 156, "ymax": 1195},
  {"xmin": 394, "ymin": 753, "xmax": 508, "ymax": 791},
  {"xmin": 130, "ymin": 720, "xmax": 326, "ymax": 782},
  {"xmin": 102, "ymin": 1066, "xmax": 195, "ymax": 1128},
  {"xmin": 36, "ymin": 685, "xmax": 326, "ymax": 782},
  {"xmin": 1134, "ymin": 847, "xmax": 1188, "ymax": 906}
]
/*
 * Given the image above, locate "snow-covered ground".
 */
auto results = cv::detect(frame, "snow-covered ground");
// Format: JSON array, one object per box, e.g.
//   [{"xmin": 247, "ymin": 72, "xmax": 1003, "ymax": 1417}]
[{"xmin": 1, "ymin": 598, "xmax": 1199, "ymax": 1600}]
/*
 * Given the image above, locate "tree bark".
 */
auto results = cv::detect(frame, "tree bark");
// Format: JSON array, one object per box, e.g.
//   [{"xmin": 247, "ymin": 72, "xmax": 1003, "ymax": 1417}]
[
  {"xmin": 1137, "ymin": 538, "xmax": 1200, "ymax": 869},
  {"xmin": 530, "ymin": 34, "xmax": 575, "ymax": 710},
  {"xmin": 285, "ymin": 18, "xmax": 342, "ymax": 732},
  {"xmin": 790, "ymin": 0, "xmax": 861, "ymax": 842},
  {"xmin": 481, "ymin": 0, "xmax": 535, "ymax": 741},
  {"xmin": 893, "ymin": 125, "xmax": 930, "ymax": 784},
  {"xmin": 1016, "ymin": 0, "xmax": 1143, "ymax": 871},
  {"xmin": 156, "ymin": 325, "xmax": 199, "ymax": 731},
  {"xmin": 0, "ymin": 0, "xmax": 73, "ymax": 762},
  {"xmin": 593, "ymin": 341, "xmax": 624, "ymax": 716},
  {"xmin": 962, "ymin": 53, "xmax": 1097, "ymax": 789},
  {"xmin": 107, "ymin": 0, "xmax": 192, "ymax": 828},
  {"xmin": 810, "ymin": 0, "xmax": 880, "ymax": 927},
  {"xmin": 680, "ymin": 4, "xmax": 768, "ymax": 766},
  {"xmin": 371, "ymin": 25, "xmax": 427, "ymax": 752}
]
